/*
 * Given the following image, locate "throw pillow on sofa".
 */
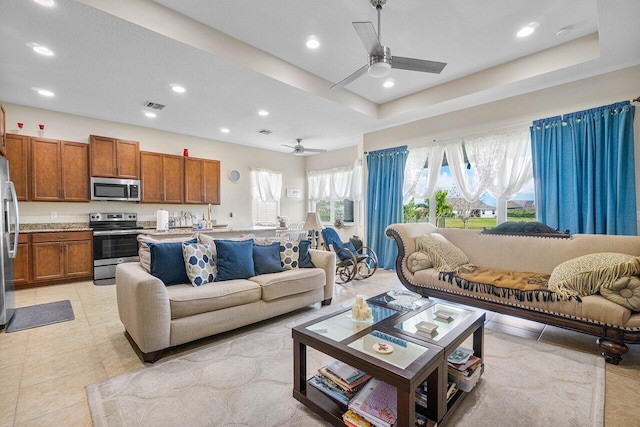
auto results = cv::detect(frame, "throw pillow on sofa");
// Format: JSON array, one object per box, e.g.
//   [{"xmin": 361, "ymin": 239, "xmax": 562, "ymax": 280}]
[
  {"xmin": 138, "ymin": 233, "xmax": 198, "ymax": 272},
  {"xmin": 214, "ymin": 239, "xmax": 256, "ymax": 281},
  {"xmin": 414, "ymin": 233, "xmax": 469, "ymax": 272},
  {"xmin": 407, "ymin": 251, "xmax": 433, "ymax": 273},
  {"xmin": 280, "ymin": 240, "xmax": 300, "ymax": 269},
  {"xmin": 147, "ymin": 238, "xmax": 197, "ymax": 285},
  {"xmin": 298, "ymin": 240, "xmax": 315, "ymax": 268},
  {"xmin": 599, "ymin": 276, "xmax": 640, "ymax": 311},
  {"xmin": 548, "ymin": 253, "xmax": 640, "ymax": 299},
  {"xmin": 182, "ymin": 242, "xmax": 217, "ymax": 286},
  {"xmin": 253, "ymin": 242, "xmax": 285, "ymax": 275}
]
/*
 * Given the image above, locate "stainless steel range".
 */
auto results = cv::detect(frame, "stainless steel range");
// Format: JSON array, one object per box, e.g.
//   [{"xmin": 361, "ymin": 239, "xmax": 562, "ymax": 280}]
[{"xmin": 90, "ymin": 212, "xmax": 142, "ymax": 285}]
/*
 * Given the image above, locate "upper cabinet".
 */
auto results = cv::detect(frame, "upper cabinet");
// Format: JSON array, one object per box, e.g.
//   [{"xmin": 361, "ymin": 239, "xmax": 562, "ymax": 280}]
[
  {"xmin": 140, "ymin": 151, "xmax": 184, "ymax": 203},
  {"xmin": 184, "ymin": 157, "xmax": 220, "ymax": 205},
  {"xmin": 31, "ymin": 138, "xmax": 89, "ymax": 202},
  {"xmin": 5, "ymin": 134, "xmax": 29, "ymax": 201},
  {"xmin": 90, "ymin": 135, "xmax": 140, "ymax": 179}
]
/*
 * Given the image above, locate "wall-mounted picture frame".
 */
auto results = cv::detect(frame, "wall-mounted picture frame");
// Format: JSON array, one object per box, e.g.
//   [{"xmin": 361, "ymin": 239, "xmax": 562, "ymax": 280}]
[{"xmin": 286, "ymin": 188, "xmax": 301, "ymax": 198}]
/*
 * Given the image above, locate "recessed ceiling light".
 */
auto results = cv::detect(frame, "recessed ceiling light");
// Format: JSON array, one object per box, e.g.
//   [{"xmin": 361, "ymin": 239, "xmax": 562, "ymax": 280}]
[
  {"xmin": 144, "ymin": 111, "xmax": 156, "ymax": 118},
  {"xmin": 220, "ymin": 128, "xmax": 230, "ymax": 133},
  {"xmin": 306, "ymin": 35, "xmax": 320, "ymax": 49},
  {"xmin": 33, "ymin": 0, "xmax": 55, "ymax": 7},
  {"xmin": 37, "ymin": 89, "xmax": 54, "ymax": 97},
  {"xmin": 171, "ymin": 85, "xmax": 186, "ymax": 93},
  {"xmin": 556, "ymin": 26, "xmax": 573, "ymax": 37},
  {"xmin": 517, "ymin": 24, "xmax": 536, "ymax": 38},
  {"xmin": 30, "ymin": 44, "xmax": 54, "ymax": 56},
  {"xmin": 258, "ymin": 110, "xmax": 269, "ymax": 116},
  {"xmin": 383, "ymin": 78, "xmax": 395, "ymax": 88}
]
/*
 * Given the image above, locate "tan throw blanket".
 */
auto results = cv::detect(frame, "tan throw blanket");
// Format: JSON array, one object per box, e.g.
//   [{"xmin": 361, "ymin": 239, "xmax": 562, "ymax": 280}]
[{"xmin": 439, "ymin": 264, "xmax": 579, "ymax": 303}]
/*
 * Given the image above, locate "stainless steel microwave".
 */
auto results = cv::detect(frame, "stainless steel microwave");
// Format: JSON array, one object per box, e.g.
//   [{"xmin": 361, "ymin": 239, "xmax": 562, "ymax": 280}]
[{"xmin": 90, "ymin": 177, "xmax": 140, "ymax": 201}]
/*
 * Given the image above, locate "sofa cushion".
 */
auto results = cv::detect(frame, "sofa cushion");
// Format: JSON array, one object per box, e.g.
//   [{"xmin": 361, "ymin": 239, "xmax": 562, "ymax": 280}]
[
  {"xmin": 415, "ymin": 233, "xmax": 469, "ymax": 272},
  {"xmin": 166, "ymin": 279, "xmax": 262, "ymax": 319},
  {"xmin": 253, "ymin": 242, "xmax": 285, "ymax": 275},
  {"xmin": 215, "ymin": 239, "xmax": 256, "ymax": 281},
  {"xmin": 548, "ymin": 253, "xmax": 640, "ymax": 299},
  {"xmin": 298, "ymin": 240, "xmax": 315, "ymax": 268},
  {"xmin": 138, "ymin": 233, "xmax": 198, "ymax": 272},
  {"xmin": 407, "ymin": 251, "xmax": 432, "ymax": 273},
  {"xmin": 279, "ymin": 240, "xmax": 300, "ymax": 270},
  {"xmin": 599, "ymin": 276, "xmax": 640, "ymax": 311},
  {"xmin": 249, "ymin": 268, "xmax": 325, "ymax": 301},
  {"xmin": 182, "ymin": 242, "xmax": 217, "ymax": 286},
  {"xmin": 147, "ymin": 238, "xmax": 197, "ymax": 285}
]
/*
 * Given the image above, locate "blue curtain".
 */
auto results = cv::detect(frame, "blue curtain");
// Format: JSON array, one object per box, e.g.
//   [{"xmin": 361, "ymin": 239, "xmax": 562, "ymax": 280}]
[
  {"xmin": 531, "ymin": 101, "xmax": 636, "ymax": 235},
  {"xmin": 366, "ymin": 146, "xmax": 408, "ymax": 270}
]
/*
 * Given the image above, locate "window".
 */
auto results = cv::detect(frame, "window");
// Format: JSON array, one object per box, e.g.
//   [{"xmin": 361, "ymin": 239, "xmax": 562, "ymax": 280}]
[
  {"xmin": 252, "ymin": 199, "xmax": 279, "ymax": 225},
  {"xmin": 250, "ymin": 168, "xmax": 282, "ymax": 225},
  {"xmin": 315, "ymin": 199, "xmax": 354, "ymax": 224}
]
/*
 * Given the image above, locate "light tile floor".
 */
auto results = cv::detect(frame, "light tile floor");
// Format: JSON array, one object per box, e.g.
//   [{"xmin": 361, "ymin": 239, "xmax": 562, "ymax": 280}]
[{"xmin": 0, "ymin": 271, "xmax": 638, "ymax": 426}]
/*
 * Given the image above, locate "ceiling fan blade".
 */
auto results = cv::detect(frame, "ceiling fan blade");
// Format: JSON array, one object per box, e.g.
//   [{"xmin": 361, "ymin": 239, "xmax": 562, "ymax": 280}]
[
  {"xmin": 392, "ymin": 56, "xmax": 447, "ymax": 74},
  {"xmin": 352, "ymin": 22, "xmax": 383, "ymax": 56},
  {"xmin": 281, "ymin": 144, "xmax": 296, "ymax": 149},
  {"xmin": 330, "ymin": 64, "xmax": 369, "ymax": 90},
  {"xmin": 303, "ymin": 148, "xmax": 327, "ymax": 153}
]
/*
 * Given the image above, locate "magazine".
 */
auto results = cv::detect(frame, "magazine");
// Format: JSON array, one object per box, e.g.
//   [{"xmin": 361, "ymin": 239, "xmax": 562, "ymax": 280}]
[
  {"xmin": 308, "ymin": 374, "xmax": 353, "ymax": 405},
  {"xmin": 349, "ymin": 378, "xmax": 397, "ymax": 427}
]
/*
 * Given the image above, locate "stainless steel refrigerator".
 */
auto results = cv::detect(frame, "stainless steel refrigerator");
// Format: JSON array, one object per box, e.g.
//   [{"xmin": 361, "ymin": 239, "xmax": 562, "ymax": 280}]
[{"xmin": 0, "ymin": 156, "xmax": 19, "ymax": 328}]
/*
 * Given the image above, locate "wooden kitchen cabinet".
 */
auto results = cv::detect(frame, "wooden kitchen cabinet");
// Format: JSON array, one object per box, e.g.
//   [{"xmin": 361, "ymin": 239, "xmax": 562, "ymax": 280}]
[
  {"xmin": 184, "ymin": 157, "xmax": 220, "ymax": 204},
  {"xmin": 140, "ymin": 151, "xmax": 184, "ymax": 203},
  {"xmin": 0, "ymin": 103, "xmax": 5, "ymax": 157},
  {"xmin": 31, "ymin": 138, "xmax": 89, "ymax": 201},
  {"xmin": 31, "ymin": 231, "xmax": 93, "ymax": 283},
  {"xmin": 13, "ymin": 234, "xmax": 30, "ymax": 288},
  {"xmin": 5, "ymin": 134, "xmax": 29, "ymax": 200},
  {"xmin": 90, "ymin": 135, "xmax": 140, "ymax": 179}
]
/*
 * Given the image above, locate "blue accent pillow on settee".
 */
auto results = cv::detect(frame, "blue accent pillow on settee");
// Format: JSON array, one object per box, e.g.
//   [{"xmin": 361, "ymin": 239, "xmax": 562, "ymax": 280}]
[
  {"xmin": 253, "ymin": 242, "xmax": 285, "ymax": 275},
  {"xmin": 147, "ymin": 238, "xmax": 197, "ymax": 285},
  {"xmin": 215, "ymin": 239, "xmax": 256, "ymax": 281}
]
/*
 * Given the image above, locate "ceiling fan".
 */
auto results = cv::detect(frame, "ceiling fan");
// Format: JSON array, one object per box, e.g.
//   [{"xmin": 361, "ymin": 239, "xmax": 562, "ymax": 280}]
[
  {"xmin": 282, "ymin": 139, "xmax": 327, "ymax": 156},
  {"xmin": 331, "ymin": 0, "xmax": 447, "ymax": 90}
]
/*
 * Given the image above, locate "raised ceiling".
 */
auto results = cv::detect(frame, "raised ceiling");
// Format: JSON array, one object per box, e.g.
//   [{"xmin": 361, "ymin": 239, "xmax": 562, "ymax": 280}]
[{"xmin": 0, "ymin": 0, "xmax": 638, "ymax": 154}]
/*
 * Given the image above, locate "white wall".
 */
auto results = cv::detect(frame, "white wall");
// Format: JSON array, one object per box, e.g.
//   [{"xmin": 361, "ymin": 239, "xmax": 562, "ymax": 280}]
[
  {"xmin": 363, "ymin": 65, "xmax": 640, "ymax": 234},
  {"xmin": 3, "ymin": 102, "xmax": 308, "ymax": 227}
]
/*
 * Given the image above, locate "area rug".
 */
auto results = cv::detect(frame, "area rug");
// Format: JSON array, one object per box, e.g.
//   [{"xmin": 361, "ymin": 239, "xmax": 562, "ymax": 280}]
[
  {"xmin": 86, "ymin": 309, "xmax": 604, "ymax": 427},
  {"xmin": 5, "ymin": 300, "xmax": 75, "ymax": 333}
]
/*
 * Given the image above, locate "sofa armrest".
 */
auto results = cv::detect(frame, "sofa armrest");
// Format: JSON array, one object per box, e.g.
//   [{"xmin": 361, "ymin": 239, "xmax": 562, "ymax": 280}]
[
  {"xmin": 309, "ymin": 249, "xmax": 336, "ymax": 301},
  {"xmin": 116, "ymin": 262, "xmax": 171, "ymax": 354}
]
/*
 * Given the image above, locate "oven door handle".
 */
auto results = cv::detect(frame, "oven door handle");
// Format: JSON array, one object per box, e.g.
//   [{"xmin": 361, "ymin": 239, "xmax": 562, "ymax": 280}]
[{"xmin": 93, "ymin": 230, "xmax": 143, "ymax": 236}]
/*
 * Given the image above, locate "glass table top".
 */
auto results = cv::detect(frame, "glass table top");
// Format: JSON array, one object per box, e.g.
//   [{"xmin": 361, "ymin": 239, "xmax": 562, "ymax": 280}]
[
  {"xmin": 394, "ymin": 302, "xmax": 474, "ymax": 342},
  {"xmin": 347, "ymin": 330, "xmax": 430, "ymax": 369},
  {"xmin": 305, "ymin": 304, "xmax": 399, "ymax": 342}
]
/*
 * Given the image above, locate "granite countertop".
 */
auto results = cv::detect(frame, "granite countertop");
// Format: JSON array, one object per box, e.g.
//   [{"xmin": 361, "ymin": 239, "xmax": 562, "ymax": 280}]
[
  {"xmin": 141, "ymin": 226, "xmax": 277, "ymax": 236},
  {"xmin": 19, "ymin": 223, "xmax": 92, "ymax": 233}
]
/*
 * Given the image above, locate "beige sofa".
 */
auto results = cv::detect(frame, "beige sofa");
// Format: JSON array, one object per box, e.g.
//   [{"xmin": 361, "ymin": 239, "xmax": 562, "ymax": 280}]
[
  {"xmin": 386, "ymin": 222, "xmax": 640, "ymax": 364},
  {"xmin": 116, "ymin": 238, "xmax": 335, "ymax": 363}
]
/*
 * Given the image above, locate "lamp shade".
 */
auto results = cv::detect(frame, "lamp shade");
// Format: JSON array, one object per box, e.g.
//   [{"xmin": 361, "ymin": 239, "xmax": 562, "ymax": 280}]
[{"xmin": 303, "ymin": 212, "xmax": 322, "ymax": 231}]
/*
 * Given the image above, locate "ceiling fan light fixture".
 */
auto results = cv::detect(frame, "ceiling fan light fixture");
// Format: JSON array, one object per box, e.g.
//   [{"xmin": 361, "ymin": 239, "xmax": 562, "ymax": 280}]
[{"xmin": 368, "ymin": 61, "xmax": 391, "ymax": 78}]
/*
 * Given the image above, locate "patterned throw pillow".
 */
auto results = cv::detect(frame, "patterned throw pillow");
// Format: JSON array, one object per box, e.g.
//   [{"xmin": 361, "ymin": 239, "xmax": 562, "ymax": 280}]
[
  {"xmin": 182, "ymin": 242, "xmax": 217, "ymax": 287},
  {"xmin": 414, "ymin": 233, "xmax": 469, "ymax": 272},
  {"xmin": 599, "ymin": 276, "xmax": 640, "ymax": 311},
  {"xmin": 548, "ymin": 253, "xmax": 640, "ymax": 299},
  {"xmin": 280, "ymin": 240, "xmax": 300, "ymax": 270},
  {"xmin": 407, "ymin": 252, "xmax": 433, "ymax": 273}
]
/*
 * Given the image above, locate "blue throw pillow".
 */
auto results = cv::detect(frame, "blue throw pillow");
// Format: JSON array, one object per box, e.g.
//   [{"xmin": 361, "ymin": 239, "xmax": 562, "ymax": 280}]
[
  {"xmin": 253, "ymin": 242, "xmax": 285, "ymax": 275},
  {"xmin": 215, "ymin": 239, "xmax": 255, "ymax": 281},
  {"xmin": 147, "ymin": 238, "xmax": 197, "ymax": 285},
  {"xmin": 298, "ymin": 240, "xmax": 315, "ymax": 268}
]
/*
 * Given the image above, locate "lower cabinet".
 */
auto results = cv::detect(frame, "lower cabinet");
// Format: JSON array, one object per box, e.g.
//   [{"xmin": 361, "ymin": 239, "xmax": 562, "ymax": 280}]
[
  {"xmin": 30, "ymin": 231, "xmax": 93, "ymax": 284},
  {"xmin": 13, "ymin": 234, "xmax": 31, "ymax": 287}
]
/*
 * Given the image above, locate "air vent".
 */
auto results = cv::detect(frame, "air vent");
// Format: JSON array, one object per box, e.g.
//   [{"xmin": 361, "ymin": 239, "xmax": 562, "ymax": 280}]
[
  {"xmin": 257, "ymin": 129, "xmax": 273, "ymax": 135},
  {"xmin": 144, "ymin": 101, "xmax": 166, "ymax": 110}
]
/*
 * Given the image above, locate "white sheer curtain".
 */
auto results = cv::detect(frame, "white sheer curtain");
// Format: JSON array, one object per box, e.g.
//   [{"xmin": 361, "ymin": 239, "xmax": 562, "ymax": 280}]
[
  {"xmin": 446, "ymin": 139, "xmax": 499, "ymax": 202},
  {"xmin": 403, "ymin": 147, "xmax": 429, "ymax": 203},
  {"xmin": 250, "ymin": 168, "xmax": 282, "ymax": 203},
  {"xmin": 307, "ymin": 160, "xmax": 363, "ymax": 202}
]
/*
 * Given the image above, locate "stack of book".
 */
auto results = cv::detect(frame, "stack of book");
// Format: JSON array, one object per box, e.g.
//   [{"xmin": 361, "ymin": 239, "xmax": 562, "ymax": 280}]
[
  {"xmin": 308, "ymin": 360, "xmax": 372, "ymax": 406},
  {"xmin": 415, "ymin": 379, "xmax": 428, "ymax": 409},
  {"xmin": 447, "ymin": 347, "xmax": 482, "ymax": 392},
  {"xmin": 349, "ymin": 378, "xmax": 397, "ymax": 427}
]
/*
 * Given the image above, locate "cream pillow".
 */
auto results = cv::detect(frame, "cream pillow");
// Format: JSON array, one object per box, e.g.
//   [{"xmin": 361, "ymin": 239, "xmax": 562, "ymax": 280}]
[
  {"xmin": 548, "ymin": 253, "xmax": 640, "ymax": 299},
  {"xmin": 599, "ymin": 276, "xmax": 640, "ymax": 311},
  {"xmin": 414, "ymin": 233, "xmax": 469, "ymax": 272},
  {"xmin": 138, "ymin": 234, "xmax": 198, "ymax": 272},
  {"xmin": 407, "ymin": 252, "xmax": 433, "ymax": 273}
]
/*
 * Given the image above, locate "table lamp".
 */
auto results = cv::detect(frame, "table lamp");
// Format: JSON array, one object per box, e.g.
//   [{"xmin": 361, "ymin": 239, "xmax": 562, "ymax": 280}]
[{"xmin": 303, "ymin": 212, "xmax": 323, "ymax": 249}]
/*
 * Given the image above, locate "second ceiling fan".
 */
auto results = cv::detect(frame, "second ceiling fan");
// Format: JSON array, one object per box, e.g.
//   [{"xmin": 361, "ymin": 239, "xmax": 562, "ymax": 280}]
[{"xmin": 331, "ymin": 0, "xmax": 447, "ymax": 90}]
